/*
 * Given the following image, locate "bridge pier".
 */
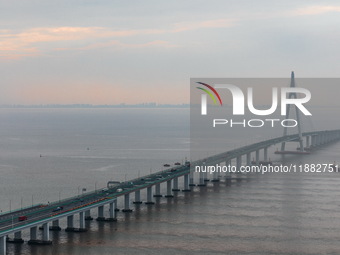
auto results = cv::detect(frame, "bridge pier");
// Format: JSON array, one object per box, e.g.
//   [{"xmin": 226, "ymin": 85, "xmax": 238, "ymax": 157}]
[
  {"xmin": 50, "ymin": 219, "xmax": 61, "ymax": 231},
  {"xmin": 0, "ymin": 236, "xmax": 6, "ymax": 255},
  {"xmin": 182, "ymin": 174, "xmax": 191, "ymax": 192},
  {"xmin": 255, "ymin": 150, "xmax": 259, "ymax": 165},
  {"xmin": 29, "ymin": 226, "xmax": 37, "ymax": 242},
  {"xmin": 85, "ymin": 210, "xmax": 93, "ymax": 220},
  {"xmin": 211, "ymin": 163, "xmax": 220, "ymax": 182},
  {"xmin": 154, "ymin": 183, "xmax": 162, "ymax": 197},
  {"xmin": 319, "ymin": 134, "xmax": 322, "ymax": 145},
  {"xmin": 42, "ymin": 222, "xmax": 51, "ymax": 242},
  {"xmin": 107, "ymin": 201, "xmax": 117, "ymax": 221},
  {"xmin": 236, "ymin": 156, "xmax": 242, "ymax": 173},
  {"xmin": 225, "ymin": 160, "xmax": 231, "ymax": 178},
  {"xmin": 204, "ymin": 169, "xmax": 209, "ymax": 182},
  {"xmin": 133, "ymin": 190, "xmax": 143, "ymax": 204},
  {"xmin": 316, "ymin": 135, "xmax": 321, "ymax": 146},
  {"xmin": 165, "ymin": 180, "xmax": 174, "ymax": 197},
  {"xmin": 11, "ymin": 231, "xmax": 24, "ymax": 243},
  {"xmin": 114, "ymin": 199, "xmax": 119, "ymax": 212},
  {"xmin": 311, "ymin": 135, "xmax": 316, "ymax": 148},
  {"xmin": 320, "ymin": 134, "xmax": 324, "ymax": 145},
  {"xmin": 189, "ymin": 169, "xmax": 196, "ymax": 186},
  {"xmin": 79, "ymin": 211, "xmax": 86, "ymax": 231},
  {"xmin": 313, "ymin": 135, "xmax": 318, "ymax": 147},
  {"xmin": 123, "ymin": 193, "xmax": 133, "ymax": 212},
  {"xmin": 246, "ymin": 153, "xmax": 251, "ymax": 166},
  {"xmin": 198, "ymin": 161, "xmax": 206, "ymax": 186},
  {"xmin": 66, "ymin": 215, "xmax": 75, "ymax": 230},
  {"xmin": 65, "ymin": 212, "xmax": 87, "ymax": 232},
  {"xmin": 96, "ymin": 205, "xmax": 106, "ymax": 221},
  {"xmin": 29, "ymin": 223, "xmax": 52, "ymax": 244},
  {"xmin": 172, "ymin": 177, "xmax": 180, "ymax": 191},
  {"xmin": 28, "ymin": 225, "xmax": 52, "ymax": 245},
  {"xmin": 306, "ymin": 136, "xmax": 310, "ymax": 148},
  {"xmin": 264, "ymin": 147, "xmax": 268, "ymax": 161},
  {"xmin": 145, "ymin": 186, "xmax": 155, "ymax": 204},
  {"xmin": 198, "ymin": 169, "xmax": 205, "ymax": 186}
]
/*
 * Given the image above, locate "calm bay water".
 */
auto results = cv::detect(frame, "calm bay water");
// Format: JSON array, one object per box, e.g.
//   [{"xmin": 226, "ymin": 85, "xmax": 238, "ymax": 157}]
[{"xmin": 1, "ymin": 108, "xmax": 340, "ymax": 255}]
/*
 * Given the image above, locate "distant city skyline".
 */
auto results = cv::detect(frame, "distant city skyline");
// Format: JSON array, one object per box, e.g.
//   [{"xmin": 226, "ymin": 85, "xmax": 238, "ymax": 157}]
[{"xmin": 1, "ymin": 1, "xmax": 340, "ymax": 104}]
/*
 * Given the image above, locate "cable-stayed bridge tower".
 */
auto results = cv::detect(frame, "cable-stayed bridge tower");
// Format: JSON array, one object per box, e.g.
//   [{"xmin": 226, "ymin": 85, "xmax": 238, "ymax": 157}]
[{"xmin": 278, "ymin": 71, "xmax": 305, "ymax": 153}]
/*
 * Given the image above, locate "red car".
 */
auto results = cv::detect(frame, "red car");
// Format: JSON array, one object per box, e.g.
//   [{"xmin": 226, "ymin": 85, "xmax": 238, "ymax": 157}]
[{"xmin": 18, "ymin": 216, "xmax": 27, "ymax": 221}]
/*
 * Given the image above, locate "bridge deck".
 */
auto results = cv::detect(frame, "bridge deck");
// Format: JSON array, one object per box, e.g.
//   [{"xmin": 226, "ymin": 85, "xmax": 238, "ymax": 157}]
[{"xmin": 1, "ymin": 129, "xmax": 339, "ymax": 236}]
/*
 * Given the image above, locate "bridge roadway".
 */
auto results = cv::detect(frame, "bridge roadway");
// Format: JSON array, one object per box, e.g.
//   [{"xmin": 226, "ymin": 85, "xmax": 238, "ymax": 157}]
[
  {"xmin": 194, "ymin": 130, "xmax": 340, "ymax": 166},
  {"xmin": 0, "ymin": 164, "xmax": 190, "ymax": 235},
  {"xmin": 1, "ymin": 129, "xmax": 340, "ymax": 254}
]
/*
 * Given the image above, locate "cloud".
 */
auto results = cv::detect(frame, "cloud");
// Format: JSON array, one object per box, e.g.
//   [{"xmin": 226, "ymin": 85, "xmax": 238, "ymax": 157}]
[
  {"xmin": 172, "ymin": 19, "xmax": 235, "ymax": 32},
  {"xmin": 0, "ymin": 27, "xmax": 107, "ymax": 59},
  {"xmin": 291, "ymin": 5, "xmax": 340, "ymax": 16},
  {"xmin": 55, "ymin": 39, "xmax": 179, "ymax": 52},
  {"xmin": 0, "ymin": 19, "xmax": 235, "ymax": 59}
]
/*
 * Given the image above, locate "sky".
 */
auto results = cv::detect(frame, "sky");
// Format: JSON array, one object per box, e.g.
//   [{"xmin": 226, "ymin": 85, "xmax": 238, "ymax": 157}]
[{"xmin": 1, "ymin": 0, "xmax": 340, "ymax": 105}]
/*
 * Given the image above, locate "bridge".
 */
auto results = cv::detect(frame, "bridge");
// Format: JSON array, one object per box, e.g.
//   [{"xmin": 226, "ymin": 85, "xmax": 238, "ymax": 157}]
[{"xmin": 1, "ymin": 128, "xmax": 340, "ymax": 254}]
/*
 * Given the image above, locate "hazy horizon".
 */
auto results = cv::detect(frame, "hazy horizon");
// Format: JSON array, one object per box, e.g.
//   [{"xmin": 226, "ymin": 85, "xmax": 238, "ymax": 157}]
[{"xmin": 2, "ymin": 1, "xmax": 340, "ymax": 105}]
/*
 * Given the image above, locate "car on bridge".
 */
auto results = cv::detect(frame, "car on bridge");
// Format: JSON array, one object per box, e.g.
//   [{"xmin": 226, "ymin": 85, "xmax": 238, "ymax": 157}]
[
  {"xmin": 52, "ymin": 206, "xmax": 63, "ymax": 212},
  {"xmin": 18, "ymin": 216, "xmax": 27, "ymax": 221}
]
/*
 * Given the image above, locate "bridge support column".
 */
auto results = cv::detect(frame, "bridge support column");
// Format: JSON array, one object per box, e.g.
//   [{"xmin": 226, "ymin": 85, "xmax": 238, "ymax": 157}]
[
  {"xmin": 115, "ymin": 199, "xmax": 119, "ymax": 212},
  {"xmin": 246, "ymin": 153, "xmax": 251, "ymax": 166},
  {"xmin": 236, "ymin": 156, "xmax": 242, "ymax": 173},
  {"xmin": 66, "ymin": 215, "xmax": 75, "ymax": 230},
  {"xmin": 96, "ymin": 206, "xmax": 105, "ymax": 221},
  {"xmin": 182, "ymin": 174, "xmax": 191, "ymax": 192},
  {"xmin": 42, "ymin": 222, "xmax": 51, "ymax": 243},
  {"xmin": 133, "ymin": 190, "xmax": 143, "ymax": 204},
  {"xmin": 154, "ymin": 183, "xmax": 162, "ymax": 197},
  {"xmin": 79, "ymin": 211, "xmax": 86, "ymax": 231},
  {"xmin": 320, "ymin": 134, "xmax": 324, "ymax": 145},
  {"xmin": 211, "ymin": 170, "xmax": 219, "ymax": 182},
  {"xmin": 311, "ymin": 135, "xmax": 316, "ymax": 148},
  {"xmin": 211, "ymin": 163, "xmax": 220, "ymax": 182},
  {"xmin": 225, "ymin": 159, "xmax": 231, "ymax": 178},
  {"xmin": 204, "ymin": 169, "xmax": 209, "ymax": 182},
  {"xmin": 316, "ymin": 135, "xmax": 320, "ymax": 146},
  {"xmin": 172, "ymin": 177, "xmax": 180, "ymax": 191},
  {"xmin": 28, "ymin": 224, "xmax": 51, "ymax": 244},
  {"xmin": 0, "ymin": 236, "xmax": 6, "ymax": 255},
  {"xmin": 264, "ymin": 147, "xmax": 268, "ymax": 161},
  {"xmin": 256, "ymin": 150, "xmax": 259, "ymax": 165},
  {"xmin": 189, "ymin": 168, "xmax": 195, "ymax": 186},
  {"xmin": 30, "ymin": 226, "xmax": 38, "ymax": 241},
  {"xmin": 145, "ymin": 186, "xmax": 155, "ymax": 204},
  {"xmin": 50, "ymin": 219, "xmax": 61, "ymax": 231},
  {"xmin": 85, "ymin": 210, "xmax": 93, "ymax": 220},
  {"xmin": 13, "ymin": 231, "xmax": 24, "ymax": 243},
  {"xmin": 108, "ymin": 201, "xmax": 117, "ymax": 221},
  {"xmin": 306, "ymin": 136, "xmax": 310, "ymax": 148},
  {"xmin": 123, "ymin": 193, "xmax": 133, "ymax": 212},
  {"xmin": 198, "ymin": 169, "xmax": 205, "ymax": 186},
  {"xmin": 165, "ymin": 180, "xmax": 174, "ymax": 197}
]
